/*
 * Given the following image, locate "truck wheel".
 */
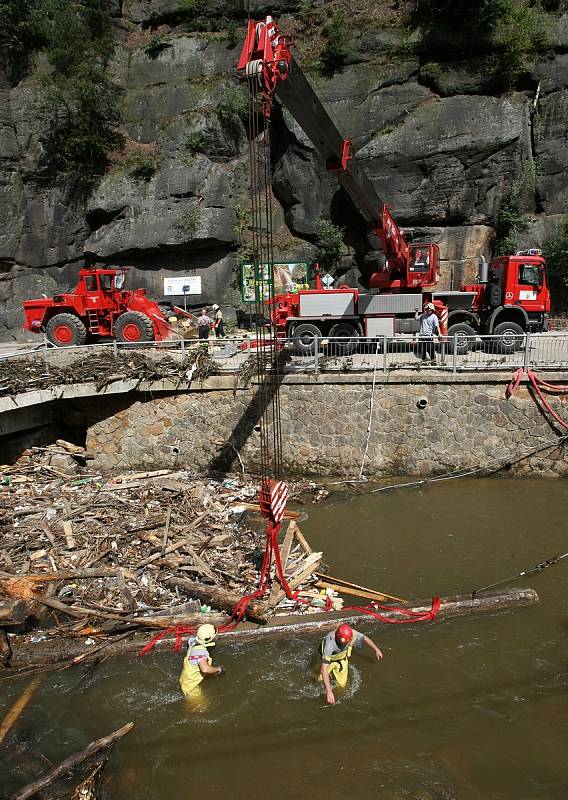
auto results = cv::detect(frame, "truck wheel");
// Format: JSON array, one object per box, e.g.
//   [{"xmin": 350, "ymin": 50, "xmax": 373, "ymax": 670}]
[
  {"xmin": 493, "ymin": 321, "xmax": 525, "ymax": 354},
  {"xmin": 291, "ymin": 322, "xmax": 321, "ymax": 355},
  {"xmin": 328, "ymin": 322, "xmax": 359, "ymax": 356},
  {"xmin": 46, "ymin": 314, "xmax": 87, "ymax": 347},
  {"xmin": 447, "ymin": 323, "xmax": 476, "ymax": 355},
  {"xmin": 115, "ymin": 311, "xmax": 154, "ymax": 343}
]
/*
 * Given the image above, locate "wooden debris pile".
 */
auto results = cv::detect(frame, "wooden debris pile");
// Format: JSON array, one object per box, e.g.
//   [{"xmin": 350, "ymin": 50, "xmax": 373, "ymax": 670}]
[
  {"xmin": 0, "ymin": 349, "xmax": 220, "ymax": 399},
  {"xmin": 0, "ymin": 451, "xmax": 332, "ymax": 668}
]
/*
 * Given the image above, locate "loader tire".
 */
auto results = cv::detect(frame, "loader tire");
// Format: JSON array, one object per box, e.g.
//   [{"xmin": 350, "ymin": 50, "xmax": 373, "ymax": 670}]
[
  {"xmin": 115, "ymin": 311, "xmax": 154, "ymax": 343},
  {"xmin": 46, "ymin": 313, "xmax": 87, "ymax": 347}
]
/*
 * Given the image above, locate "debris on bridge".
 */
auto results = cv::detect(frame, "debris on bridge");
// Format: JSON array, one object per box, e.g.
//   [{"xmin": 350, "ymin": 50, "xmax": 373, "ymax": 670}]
[
  {"xmin": 0, "ymin": 349, "xmax": 221, "ymax": 399},
  {"xmin": 0, "ymin": 447, "xmax": 330, "ymax": 672}
]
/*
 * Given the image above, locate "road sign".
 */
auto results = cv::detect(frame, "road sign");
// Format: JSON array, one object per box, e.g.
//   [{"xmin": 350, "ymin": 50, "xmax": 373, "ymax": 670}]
[
  {"xmin": 163, "ymin": 276, "xmax": 202, "ymax": 296},
  {"xmin": 321, "ymin": 273, "xmax": 334, "ymax": 288}
]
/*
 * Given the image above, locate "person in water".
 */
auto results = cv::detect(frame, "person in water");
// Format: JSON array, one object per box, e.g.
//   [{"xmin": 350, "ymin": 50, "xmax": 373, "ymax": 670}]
[
  {"xmin": 319, "ymin": 623, "xmax": 383, "ymax": 705},
  {"xmin": 179, "ymin": 624, "xmax": 225, "ymax": 697}
]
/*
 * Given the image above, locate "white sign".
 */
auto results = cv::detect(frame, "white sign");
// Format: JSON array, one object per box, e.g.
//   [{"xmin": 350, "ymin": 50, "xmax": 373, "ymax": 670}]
[
  {"xmin": 163, "ymin": 276, "xmax": 202, "ymax": 296},
  {"xmin": 321, "ymin": 273, "xmax": 334, "ymax": 288}
]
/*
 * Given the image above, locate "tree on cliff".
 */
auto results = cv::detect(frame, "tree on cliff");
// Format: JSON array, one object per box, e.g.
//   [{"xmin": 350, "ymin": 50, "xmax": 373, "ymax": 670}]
[
  {"xmin": 545, "ymin": 217, "xmax": 568, "ymax": 313},
  {"xmin": 38, "ymin": 0, "xmax": 123, "ymax": 188}
]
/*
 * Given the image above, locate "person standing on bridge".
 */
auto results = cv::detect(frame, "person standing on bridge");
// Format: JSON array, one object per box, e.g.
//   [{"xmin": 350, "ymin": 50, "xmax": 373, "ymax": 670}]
[
  {"xmin": 211, "ymin": 304, "xmax": 225, "ymax": 338},
  {"xmin": 416, "ymin": 302, "xmax": 440, "ymax": 362},
  {"xmin": 319, "ymin": 623, "xmax": 383, "ymax": 705},
  {"xmin": 179, "ymin": 624, "xmax": 225, "ymax": 699},
  {"xmin": 198, "ymin": 308, "xmax": 212, "ymax": 341}
]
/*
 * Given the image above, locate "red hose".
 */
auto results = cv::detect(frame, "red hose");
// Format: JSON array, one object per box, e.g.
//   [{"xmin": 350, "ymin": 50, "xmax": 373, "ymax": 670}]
[{"xmin": 507, "ymin": 368, "xmax": 568, "ymax": 430}]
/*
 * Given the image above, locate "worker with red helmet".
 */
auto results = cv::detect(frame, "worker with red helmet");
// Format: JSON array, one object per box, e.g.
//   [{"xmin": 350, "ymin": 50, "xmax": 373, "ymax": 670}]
[{"xmin": 319, "ymin": 623, "xmax": 383, "ymax": 705}]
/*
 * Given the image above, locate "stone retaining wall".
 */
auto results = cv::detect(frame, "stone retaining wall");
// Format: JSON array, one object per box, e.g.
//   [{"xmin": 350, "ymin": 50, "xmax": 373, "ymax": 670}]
[{"xmin": 86, "ymin": 374, "xmax": 568, "ymax": 478}]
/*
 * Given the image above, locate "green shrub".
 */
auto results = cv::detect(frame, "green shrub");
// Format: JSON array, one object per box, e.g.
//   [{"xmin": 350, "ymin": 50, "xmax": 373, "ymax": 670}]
[
  {"xmin": 40, "ymin": 64, "xmax": 123, "ymax": 185},
  {"xmin": 0, "ymin": 0, "xmax": 46, "ymax": 82},
  {"xmin": 494, "ymin": 186, "xmax": 529, "ymax": 256},
  {"xmin": 144, "ymin": 35, "xmax": 172, "ymax": 59},
  {"xmin": 313, "ymin": 218, "xmax": 345, "ymax": 269},
  {"xmin": 319, "ymin": 9, "xmax": 351, "ymax": 76},
  {"xmin": 123, "ymin": 150, "xmax": 158, "ymax": 181},
  {"xmin": 175, "ymin": 203, "xmax": 201, "ymax": 238},
  {"xmin": 491, "ymin": 2, "xmax": 547, "ymax": 89},
  {"xmin": 544, "ymin": 216, "xmax": 568, "ymax": 313},
  {"xmin": 179, "ymin": 0, "xmax": 198, "ymax": 14},
  {"xmin": 226, "ymin": 21, "xmax": 239, "ymax": 49},
  {"xmin": 218, "ymin": 85, "xmax": 247, "ymax": 139},
  {"xmin": 35, "ymin": 1, "xmax": 121, "ymax": 187},
  {"xmin": 185, "ymin": 130, "xmax": 206, "ymax": 155}
]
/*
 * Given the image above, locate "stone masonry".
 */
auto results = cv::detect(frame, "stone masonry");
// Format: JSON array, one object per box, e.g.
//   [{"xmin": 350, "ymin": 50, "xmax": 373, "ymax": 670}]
[{"xmin": 86, "ymin": 374, "xmax": 568, "ymax": 478}]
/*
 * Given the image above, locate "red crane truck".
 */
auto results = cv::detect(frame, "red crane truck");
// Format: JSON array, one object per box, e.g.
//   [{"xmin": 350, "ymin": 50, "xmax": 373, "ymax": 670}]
[
  {"xmin": 23, "ymin": 267, "xmax": 176, "ymax": 346},
  {"xmin": 237, "ymin": 16, "xmax": 551, "ymax": 355}
]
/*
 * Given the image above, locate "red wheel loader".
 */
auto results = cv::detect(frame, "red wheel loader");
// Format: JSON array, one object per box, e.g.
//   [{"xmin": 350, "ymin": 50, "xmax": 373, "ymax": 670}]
[{"xmin": 22, "ymin": 267, "xmax": 177, "ymax": 347}]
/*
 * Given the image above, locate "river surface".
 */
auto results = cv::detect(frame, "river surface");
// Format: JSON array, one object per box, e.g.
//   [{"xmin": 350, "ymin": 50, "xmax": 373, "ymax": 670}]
[{"xmin": 1, "ymin": 478, "xmax": 567, "ymax": 800}]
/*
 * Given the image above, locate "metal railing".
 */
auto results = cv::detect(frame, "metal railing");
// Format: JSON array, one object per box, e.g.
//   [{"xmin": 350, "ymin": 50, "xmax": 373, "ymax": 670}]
[{"xmin": 2, "ymin": 333, "xmax": 568, "ymax": 377}]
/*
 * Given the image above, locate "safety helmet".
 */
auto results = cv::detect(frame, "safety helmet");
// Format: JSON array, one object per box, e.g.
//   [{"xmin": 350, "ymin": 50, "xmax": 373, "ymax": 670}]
[
  {"xmin": 212, "ymin": 303, "xmax": 219, "ymax": 310},
  {"xmin": 425, "ymin": 302, "xmax": 435, "ymax": 310},
  {"xmin": 335, "ymin": 623, "xmax": 353, "ymax": 645},
  {"xmin": 195, "ymin": 624, "xmax": 217, "ymax": 646}
]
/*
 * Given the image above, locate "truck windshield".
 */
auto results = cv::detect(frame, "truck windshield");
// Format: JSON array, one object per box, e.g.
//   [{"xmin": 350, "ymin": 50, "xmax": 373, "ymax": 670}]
[
  {"xmin": 409, "ymin": 249, "xmax": 430, "ymax": 273},
  {"xmin": 519, "ymin": 264, "xmax": 542, "ymax": 286}
]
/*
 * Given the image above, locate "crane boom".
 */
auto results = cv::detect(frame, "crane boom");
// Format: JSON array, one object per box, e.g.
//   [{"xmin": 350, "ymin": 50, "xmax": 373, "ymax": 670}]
[
  {"xmin": 237, "ymin": 15, "xmax": 437, "ymax": 291},
  {"xmin": 274, "ymin": 55, "xmax": 383, "ymax": 228}
]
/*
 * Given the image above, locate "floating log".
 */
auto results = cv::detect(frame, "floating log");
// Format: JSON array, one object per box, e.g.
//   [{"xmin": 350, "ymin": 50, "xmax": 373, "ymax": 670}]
[
  {"xmin": 0, "ymin": 674, "xmax": 43, "ymax": 745},
  {"xmin": 9, "ymin": 722, "xmax": 134, "ymax": 800},
  {"xmin": 163, "ymin": 576, "xmax": 270, "ymax": 623},
  {"xmin": 0, "ymin": 588, "xmax": 538, "ymax": 673}
]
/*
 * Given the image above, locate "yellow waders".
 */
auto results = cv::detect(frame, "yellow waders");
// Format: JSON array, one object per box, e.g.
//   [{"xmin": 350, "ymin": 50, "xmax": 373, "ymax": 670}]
[
  {"xmin": 179, "ymin": 645, "xmax": 212, "ymax": 697},
  {"xmin": 319, "ymin": 644, "xmax": 353, "ymax": 688}
]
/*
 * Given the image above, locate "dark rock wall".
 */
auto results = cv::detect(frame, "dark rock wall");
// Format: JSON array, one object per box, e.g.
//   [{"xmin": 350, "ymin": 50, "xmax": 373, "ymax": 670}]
[{"xmin": 1, "ymin": 4, "xmax": 567, "ymax": 340}]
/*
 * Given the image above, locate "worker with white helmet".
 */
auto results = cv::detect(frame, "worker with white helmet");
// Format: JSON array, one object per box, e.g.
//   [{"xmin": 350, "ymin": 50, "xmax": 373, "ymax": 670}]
[
  {"xmin": 416, "ymin": 301, "xmax": 440, "ymax": 362},
  {"xmin": 211, "ymin": 303, "xmax": 224, "ymax": 338},
  {"xmin": 179, "ymin": 624, "xmax": 225, "ymax": 697}
]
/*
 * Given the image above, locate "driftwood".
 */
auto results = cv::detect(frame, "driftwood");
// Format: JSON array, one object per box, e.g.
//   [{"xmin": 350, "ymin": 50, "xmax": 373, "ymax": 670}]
[
  {"xmin": 268, "ymin": 550, "xmax": 323, "ymax": 608},
  {"xmin": 9, "ymin": 722, "xmax": 134, "ymax": 800},
  {"xmin": 239, "ymin": 503, "xmax": 300, "ymax": 520},
  {"xmin": 0, "ymin": 628, "xmax": 12, "ymax": 666},
  {"xmin": 0, "ymin": 598, "xmax": 29, "ymax": 625},
  {"xmin": 36, "ymin": 595, "xmax": 226, "ymax": 630},
  {"xmin": 162, "ymin": 576, "xmax": 270, "ymax": 623},
  {"xmin": 0, "ymin": 674, "xmax": 43, "ymax": 745},
  {"xmin": 71, "ymin": 760, "xmax": 106, "ymax": 800}
]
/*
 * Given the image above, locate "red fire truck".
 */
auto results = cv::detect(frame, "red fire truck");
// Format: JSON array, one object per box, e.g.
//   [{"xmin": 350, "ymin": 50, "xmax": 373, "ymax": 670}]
[{"xmin": 237, "ymin": 16, "xmax": 551, "ymax": 355}]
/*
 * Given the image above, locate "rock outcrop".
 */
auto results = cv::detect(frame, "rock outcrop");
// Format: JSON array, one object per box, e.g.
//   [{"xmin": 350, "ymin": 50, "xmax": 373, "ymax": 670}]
[{"xmin": 1, "ymin": 5, "xmax": 567, "ymax": 340}]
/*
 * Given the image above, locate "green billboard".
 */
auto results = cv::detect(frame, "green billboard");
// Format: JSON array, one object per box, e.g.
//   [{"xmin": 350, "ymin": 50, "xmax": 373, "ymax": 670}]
[{"xmin": 240, "ymin": 261, "xmax": 310, "ymax": 303}]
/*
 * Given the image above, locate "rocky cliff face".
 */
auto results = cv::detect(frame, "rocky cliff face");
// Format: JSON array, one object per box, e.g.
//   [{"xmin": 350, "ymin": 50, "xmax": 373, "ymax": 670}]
[{"xmin": 1, "ymin": 1, "xmax": 567, "ymax": 340}]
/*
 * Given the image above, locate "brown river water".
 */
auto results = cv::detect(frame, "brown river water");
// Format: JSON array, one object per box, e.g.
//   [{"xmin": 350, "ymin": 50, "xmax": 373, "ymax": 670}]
[{"xmin": 1, "ymin": 478, "xmax": 567, "ymax": 800}]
